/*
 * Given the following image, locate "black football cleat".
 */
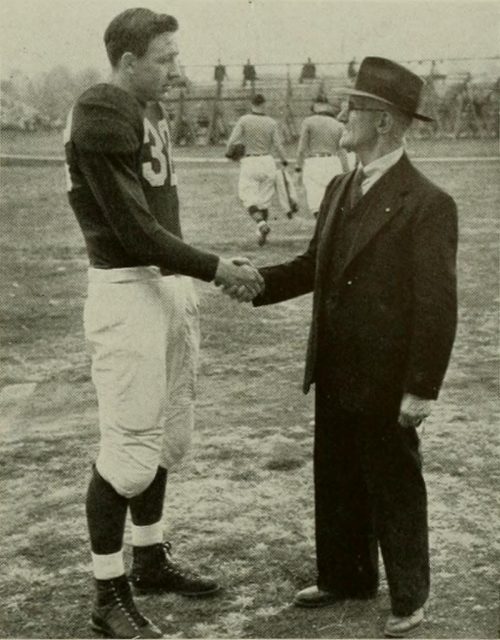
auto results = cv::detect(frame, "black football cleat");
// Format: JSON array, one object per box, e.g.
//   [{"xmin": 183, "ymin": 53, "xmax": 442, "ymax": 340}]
[
  {"xmin": 91, "ymin": 575, "xmax": 164, "ymax": 638},
  {"xmin": 130, "ymin": 542, "xmax": 220, "ymax": 598}
]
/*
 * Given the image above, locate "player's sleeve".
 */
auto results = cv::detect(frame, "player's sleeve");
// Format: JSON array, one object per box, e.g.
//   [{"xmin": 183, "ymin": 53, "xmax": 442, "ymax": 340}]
[
  {"xmin": 72, "ymin": 114, "xmax": 219, "ymax": 282},
  {"xmin": 253, "ymin": 173, "xmax": 342, "ymax": 306}
]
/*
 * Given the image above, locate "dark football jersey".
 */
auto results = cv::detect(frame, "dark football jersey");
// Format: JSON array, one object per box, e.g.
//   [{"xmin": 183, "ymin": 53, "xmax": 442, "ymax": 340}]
[{"xmin": 64, "ymin": 83, "xmax": 218, "ymax": 281}]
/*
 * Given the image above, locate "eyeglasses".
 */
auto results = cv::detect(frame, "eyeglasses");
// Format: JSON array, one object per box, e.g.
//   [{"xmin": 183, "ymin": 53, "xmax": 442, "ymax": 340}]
[{"xmin": 346, "ymin": 100, "xmax": 386, "ymax": 112}]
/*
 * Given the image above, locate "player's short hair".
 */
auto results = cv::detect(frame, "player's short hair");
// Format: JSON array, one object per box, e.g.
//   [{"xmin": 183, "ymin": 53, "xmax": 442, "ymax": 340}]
[
  {"xmin": 104, "ymin": 8, "xmax": 179, "ymax": 67},
  {"xmin": 252, "ymin": 94, "xmax": 266, "ymax": 106}
]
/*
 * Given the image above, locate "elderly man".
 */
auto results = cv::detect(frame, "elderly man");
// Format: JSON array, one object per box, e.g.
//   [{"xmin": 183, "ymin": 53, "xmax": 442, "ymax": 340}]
[{"xmin": 226, "ymin": 57, "xmax": 458, "ymax": 637}]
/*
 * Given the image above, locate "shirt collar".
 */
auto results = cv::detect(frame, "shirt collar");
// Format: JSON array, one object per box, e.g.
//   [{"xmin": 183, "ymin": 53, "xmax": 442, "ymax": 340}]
[{"xmin": 360, "ymin": 146, "xmax": 404, "ymax": 183}]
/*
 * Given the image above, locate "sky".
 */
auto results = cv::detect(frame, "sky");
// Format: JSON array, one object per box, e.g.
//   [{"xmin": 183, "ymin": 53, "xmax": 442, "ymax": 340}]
[{"xmin": 1, "ymin": 0, "xmax": 499, "ymax": 82}]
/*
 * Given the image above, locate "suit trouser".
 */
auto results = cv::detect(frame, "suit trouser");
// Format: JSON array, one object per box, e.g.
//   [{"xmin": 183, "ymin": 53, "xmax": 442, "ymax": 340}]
[{"xmin": 313, "ymin": 379, "xmax": 430, "ymax": 616}]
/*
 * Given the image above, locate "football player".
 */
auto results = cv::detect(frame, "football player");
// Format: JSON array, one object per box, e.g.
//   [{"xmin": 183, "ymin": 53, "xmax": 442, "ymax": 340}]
[
  {"xmin": 225, "ymin": 94, "xmax": 289, "ymax": 245},
  {"xmin": 294, "ymin": 98, "xmax": 350, "ymax": 218},
  {"xmin": 65, "ymin": 8, "xmax": 263, "ymax": 638}
]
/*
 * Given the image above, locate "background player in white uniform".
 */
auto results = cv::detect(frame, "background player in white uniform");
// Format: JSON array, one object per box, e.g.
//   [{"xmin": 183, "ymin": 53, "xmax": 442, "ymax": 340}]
[
  {"xmin": 65, "ymin": 8, "xmax": 263, "ymax": 638},
  {"xmin": 295, "ymin": 98, "xmax": 351, "ymax": 217},
  {"xmin": 226, "ymin": 94, "xmax": 288, "ymax": 245}
]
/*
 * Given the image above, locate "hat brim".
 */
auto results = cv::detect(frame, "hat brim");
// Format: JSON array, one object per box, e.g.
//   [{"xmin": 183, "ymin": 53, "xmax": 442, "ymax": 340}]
[{"xmin": 332, "ymin": 87, "xmax": 434, "ymax": 122}]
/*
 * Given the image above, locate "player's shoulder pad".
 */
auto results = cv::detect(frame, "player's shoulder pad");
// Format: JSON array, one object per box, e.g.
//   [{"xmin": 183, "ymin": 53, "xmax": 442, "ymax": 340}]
[{"xmin": 71, "ymin": 84, "xmax": 142, "ymax": 154}]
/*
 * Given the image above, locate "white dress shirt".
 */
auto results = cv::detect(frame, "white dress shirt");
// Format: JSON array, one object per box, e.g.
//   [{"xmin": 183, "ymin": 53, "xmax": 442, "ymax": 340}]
[{"xmin": 360, "ymin": 146, "xmax": 404, "ymax": 195}]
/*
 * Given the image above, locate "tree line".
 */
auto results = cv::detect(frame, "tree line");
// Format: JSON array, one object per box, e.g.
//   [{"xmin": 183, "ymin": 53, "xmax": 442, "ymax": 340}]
[{"xmin": 1, "ymin": 66, "xmax": 103, "ymax": 129}]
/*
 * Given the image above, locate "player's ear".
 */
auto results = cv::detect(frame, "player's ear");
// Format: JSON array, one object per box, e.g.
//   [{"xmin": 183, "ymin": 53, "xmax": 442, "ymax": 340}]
[{"xmin": 121, "ymin": 51, "xmax": 138, "ymax": 74}]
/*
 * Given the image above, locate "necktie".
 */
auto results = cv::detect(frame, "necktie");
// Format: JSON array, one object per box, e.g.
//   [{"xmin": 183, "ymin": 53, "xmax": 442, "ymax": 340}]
[{"xmin": 349, "ymin": 167, "xmax": 366, "ymax": 210}]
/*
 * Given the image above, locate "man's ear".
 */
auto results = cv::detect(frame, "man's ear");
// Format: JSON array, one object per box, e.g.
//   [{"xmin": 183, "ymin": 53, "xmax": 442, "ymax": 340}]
[{"xmin": 376, "ymin": 110, "xmax": 394, "ymax": 135}]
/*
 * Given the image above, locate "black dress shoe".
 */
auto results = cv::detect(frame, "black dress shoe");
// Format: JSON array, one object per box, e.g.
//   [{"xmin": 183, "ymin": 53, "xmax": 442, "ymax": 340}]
[{"xmin": 294, "ymin": 585, "xmax": 377, "ymax": 608}]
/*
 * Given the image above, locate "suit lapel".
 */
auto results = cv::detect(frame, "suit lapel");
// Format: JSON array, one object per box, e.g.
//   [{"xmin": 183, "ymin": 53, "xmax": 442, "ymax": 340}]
[
  {"xmin": 341, "ymin": 154, "xmax": 413, "ymax": 273},
  {"xmin": 317, "ymin": 172, "xmax": 353, "ymax": 278}
]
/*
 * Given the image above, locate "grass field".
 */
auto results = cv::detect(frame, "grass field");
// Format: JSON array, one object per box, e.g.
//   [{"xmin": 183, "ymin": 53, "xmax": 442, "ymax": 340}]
[
  {"xmin": 0, "ymin": 142, "xmax": 499, "ymax": 638},
  {"xmin": 1, "ymin": 128, "xmax": 499, "ymax": 159}
]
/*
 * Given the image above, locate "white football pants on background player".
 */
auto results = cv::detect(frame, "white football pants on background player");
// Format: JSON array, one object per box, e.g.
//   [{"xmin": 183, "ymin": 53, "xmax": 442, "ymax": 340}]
[
  {"xmin": 238, "ymin": 154, "xmax": 277, "ymax": 209},
  {"xmin": 84, "ymin": 267, "xmax": 200, "ymax": 498},
  {"xmin": 303, "ymin": 155, "xmax": 344, "ymax": 214}
]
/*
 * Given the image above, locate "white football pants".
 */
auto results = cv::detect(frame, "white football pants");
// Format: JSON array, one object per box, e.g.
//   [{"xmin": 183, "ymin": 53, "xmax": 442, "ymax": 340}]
[
  {"xmin": 303, "ymin": 155, "xmax": 344, "ymax": 214},
  {"xmin": 238, "ymin": 155, "xmax": 277, "ymax": 210},
  {"xmin": 84, "ymin": 267, "xmax": 200, "ymax": 498}
]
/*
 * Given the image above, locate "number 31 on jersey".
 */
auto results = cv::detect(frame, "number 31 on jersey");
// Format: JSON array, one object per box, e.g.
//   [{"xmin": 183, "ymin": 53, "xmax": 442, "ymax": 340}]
[{"xmin": 142, "ymin": 117, "xmax": 177, "ymax": 188}]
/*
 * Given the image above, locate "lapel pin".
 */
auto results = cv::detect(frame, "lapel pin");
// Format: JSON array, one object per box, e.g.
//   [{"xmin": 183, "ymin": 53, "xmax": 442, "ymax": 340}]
[{"xmin": 385, "ymin": 207, "xmax": 391, "ymax": 212}]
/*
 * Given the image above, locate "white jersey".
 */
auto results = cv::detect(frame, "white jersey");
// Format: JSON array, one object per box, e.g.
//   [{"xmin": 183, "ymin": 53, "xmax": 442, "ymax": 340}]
[
  {"xmin": 227, "ymin": 112, "xmax": 286, "ymax": 158},
  {"xmin": 296, "ymin": 113, "xmax": 346, "ymax": 168},
  {"xmin": 296, "ymin": 113, "xmax": 349, "ymax": 215}
]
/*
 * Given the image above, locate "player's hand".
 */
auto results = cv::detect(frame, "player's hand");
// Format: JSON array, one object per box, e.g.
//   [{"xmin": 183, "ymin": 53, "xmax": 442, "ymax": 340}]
[
  {"xmin": 398, "ymin": 393, "xmax": 433, "ymax": 428},
  {"xmin": 214, "ymin": 257, "xmax": 264, "ymax": 297},
  {"xmin": 222, "ymin": 283, "xmax": 263, "ymax": 303}
]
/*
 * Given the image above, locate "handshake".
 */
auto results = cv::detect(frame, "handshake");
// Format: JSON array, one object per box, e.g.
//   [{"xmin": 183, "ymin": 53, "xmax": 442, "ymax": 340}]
[{"xmin": 214, "ymin": 257, "xmax": 264, "ymax": 303}]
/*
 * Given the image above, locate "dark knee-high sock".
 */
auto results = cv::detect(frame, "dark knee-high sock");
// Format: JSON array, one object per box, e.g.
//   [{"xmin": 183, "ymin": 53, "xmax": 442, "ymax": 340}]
[
  {"xmin": 129, "ymin": 466, "xmax": 167, "ymax": 526},
  {"xmin": 248, "ymin": 205, "xmax": 265, "ymax": 224},
  {"xmin": 86, "ymin": 465, "xmax": 128, "ymax": 555}
]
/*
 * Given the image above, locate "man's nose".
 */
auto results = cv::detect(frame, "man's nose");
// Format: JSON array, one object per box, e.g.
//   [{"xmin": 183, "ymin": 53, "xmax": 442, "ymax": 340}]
[{"xmin": 337, "ymin": 105, "xmax": 348, "ymax": 124}]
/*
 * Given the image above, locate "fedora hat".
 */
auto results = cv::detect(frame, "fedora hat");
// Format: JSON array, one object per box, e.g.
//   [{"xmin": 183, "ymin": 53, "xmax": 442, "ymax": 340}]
[{"xmin": 336, "ymin": 56, "xmax": 433, "ymax": 121}]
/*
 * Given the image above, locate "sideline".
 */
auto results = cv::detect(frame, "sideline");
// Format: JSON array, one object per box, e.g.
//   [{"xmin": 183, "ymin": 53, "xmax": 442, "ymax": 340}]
[{"xmin": 1, "ymin": 153, "xmax": 499, "ymax": 167}]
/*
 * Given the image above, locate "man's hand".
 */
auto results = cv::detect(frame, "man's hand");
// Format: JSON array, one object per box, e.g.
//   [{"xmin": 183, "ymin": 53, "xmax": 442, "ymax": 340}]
[
  {"xmin": 398, "ymin": 393, "xmax": 434, "ymax": 428},
  {"xmin": 222, "ymin": 283, "xmax": 262, "ymax": 303},
  {"xmin": 214, "ymin": 257, "xmax": 264, "ymax": 298}
]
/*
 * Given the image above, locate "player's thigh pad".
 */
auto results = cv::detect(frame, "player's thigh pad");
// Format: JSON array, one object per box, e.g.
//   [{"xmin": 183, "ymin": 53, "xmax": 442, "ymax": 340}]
[
  {"xmin": 160, "ymin": 276, "xmax": 200, "ymax": 468},
  {"xmin": 84, "ymin": 268, "xmax": 168, "ymax": 497}
]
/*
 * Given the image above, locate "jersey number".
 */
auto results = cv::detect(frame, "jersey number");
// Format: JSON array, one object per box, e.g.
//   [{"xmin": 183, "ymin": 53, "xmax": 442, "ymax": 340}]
[{"xmin": 142, "ymin": 117, "xmax": 177, "ymax": 187}]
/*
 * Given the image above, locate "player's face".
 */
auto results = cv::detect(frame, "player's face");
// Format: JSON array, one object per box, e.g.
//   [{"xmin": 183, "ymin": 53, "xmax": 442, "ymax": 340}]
[
  {"xmin": 338, "ymin": 98, "xmax": 385, "ymax": 153},
  {"xmin": 132, "ymin": 32, "xmax": 180, "ymax": 100}
]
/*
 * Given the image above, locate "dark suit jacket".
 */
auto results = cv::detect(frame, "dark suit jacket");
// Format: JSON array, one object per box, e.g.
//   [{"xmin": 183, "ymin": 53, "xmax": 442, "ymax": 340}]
[{"xmin": 254, "ymin": 153, "xmax": 458, "ymax": 412}]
